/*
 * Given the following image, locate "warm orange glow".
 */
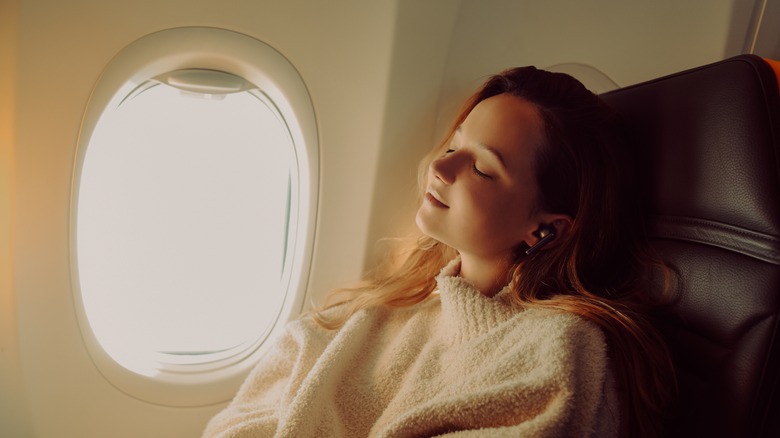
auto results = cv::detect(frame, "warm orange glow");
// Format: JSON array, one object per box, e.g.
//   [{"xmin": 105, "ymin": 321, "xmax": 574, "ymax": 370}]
[
  {"xmin": 0, "ymin": 0, "xmax": 18, "ymax": 345},
  {"xmin": 0, "ymin": 1, "xmax": 30, "ymax": 436},
  {"xmin": 763, "ymin": 57, "xmax": 780, "ymax": 95}
]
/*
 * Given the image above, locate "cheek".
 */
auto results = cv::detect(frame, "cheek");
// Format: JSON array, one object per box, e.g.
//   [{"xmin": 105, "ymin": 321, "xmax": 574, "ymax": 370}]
[
  {"xmin": 471, "ymin": 189, "xmax": 535, "ymax": 238},
  {"xmin": 462, "ymin": 190, "xmax": 517, "ymax": 235}
]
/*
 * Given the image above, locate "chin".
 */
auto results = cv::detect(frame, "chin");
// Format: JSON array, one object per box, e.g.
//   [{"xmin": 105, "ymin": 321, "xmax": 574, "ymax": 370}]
[
  {"xmin": 414, "ymin": 209, "xmax": 427, "ymax": 232},
  {"xmin": 414, "ymin": 216, "xmax": 447, "ymax": 248},
  {"xmin": 415, "ymin": 210, "xmax": 437, "ymax": 237}
]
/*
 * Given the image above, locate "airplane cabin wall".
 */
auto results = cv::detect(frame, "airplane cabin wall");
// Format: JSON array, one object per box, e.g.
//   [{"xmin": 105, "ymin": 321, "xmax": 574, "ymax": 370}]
[
  {"xmin": 4, "ymin": 0, "xmax": 778, "ymax": 437},
  {"xmin": 4, "ymin": 0, "xmax": 421, "ymax": 436},
  {"xmin": 436, "ymin": 0, "xmax": 761, "ymax": 138},
  {"xmin": 1, "ymin": 1, "xmax": 30, "ymax": 437},
  {"xmin": 750, "ymin": 0, "xmax": 780, "ymax": 57}
]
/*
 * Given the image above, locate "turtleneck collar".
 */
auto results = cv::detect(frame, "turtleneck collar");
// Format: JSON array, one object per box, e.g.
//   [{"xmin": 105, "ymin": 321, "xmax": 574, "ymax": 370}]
[{"xmin": 434, "ymin": 257, "xmax": 520, "ymax": 341}]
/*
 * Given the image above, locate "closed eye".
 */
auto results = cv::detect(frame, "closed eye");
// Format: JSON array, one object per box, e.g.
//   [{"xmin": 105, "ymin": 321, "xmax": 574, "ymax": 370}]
[
  {"xmin": 443, "ymin": 147, "xmax": 492, "ymax": 179},
  {"xmin": 472, "ymin": 164, "xmax": 492, "ymax": 179}
]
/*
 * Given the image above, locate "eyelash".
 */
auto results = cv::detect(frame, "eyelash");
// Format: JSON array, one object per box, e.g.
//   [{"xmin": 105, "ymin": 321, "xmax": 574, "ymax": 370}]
[
  {"xmin": 472, "ymin": 165, "xmax": 492, "ymax": 179},
  {"xmin": 444, "ymin": 148, "xmax": 492, "ymax": 180}
]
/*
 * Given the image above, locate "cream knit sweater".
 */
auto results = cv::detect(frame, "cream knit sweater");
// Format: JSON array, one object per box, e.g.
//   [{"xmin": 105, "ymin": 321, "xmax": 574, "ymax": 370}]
[{"xmin": 203, "ymin": 259, "xmax": 618, "ymax": 437}]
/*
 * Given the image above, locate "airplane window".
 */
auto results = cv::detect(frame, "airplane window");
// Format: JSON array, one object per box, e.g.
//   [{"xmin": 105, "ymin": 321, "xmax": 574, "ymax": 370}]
[
  {"xmin": 75, "ymin": 69, "xmax": 296, "ymax": 374},
  {"xmin": 71, "ymin": 27, "xmax": 317, "ymax": 406}
]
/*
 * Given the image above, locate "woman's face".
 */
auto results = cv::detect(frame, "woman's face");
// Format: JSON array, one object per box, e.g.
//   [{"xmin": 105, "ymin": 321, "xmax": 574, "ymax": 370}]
[{"xmin": 416, "ymin": 93, "xmax": 548, "ymax": 261}]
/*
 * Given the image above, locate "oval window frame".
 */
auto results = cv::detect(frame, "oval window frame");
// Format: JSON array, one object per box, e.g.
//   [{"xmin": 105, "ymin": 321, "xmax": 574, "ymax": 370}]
[{"xmin": 70, "ymin": 27, "xmax": 318, "ymax": 407}]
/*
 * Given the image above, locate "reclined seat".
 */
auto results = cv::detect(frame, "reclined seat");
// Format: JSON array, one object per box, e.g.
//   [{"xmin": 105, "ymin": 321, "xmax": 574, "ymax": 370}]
[{"xmin": 601, "ymin": 54, "xmax": 780, "ymax": 437}]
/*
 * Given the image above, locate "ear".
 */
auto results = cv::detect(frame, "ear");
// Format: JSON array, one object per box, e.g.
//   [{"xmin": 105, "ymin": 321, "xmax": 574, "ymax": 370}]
[{"xmin": 523, "ymin": 214, "xmax": 574, "ymax": 251}]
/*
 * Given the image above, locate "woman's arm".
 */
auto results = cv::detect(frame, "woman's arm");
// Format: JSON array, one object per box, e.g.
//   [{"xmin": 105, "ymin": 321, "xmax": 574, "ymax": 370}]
[{"xmin": 201, "ymin": 321, "xmax": 318, "ymax": 438}]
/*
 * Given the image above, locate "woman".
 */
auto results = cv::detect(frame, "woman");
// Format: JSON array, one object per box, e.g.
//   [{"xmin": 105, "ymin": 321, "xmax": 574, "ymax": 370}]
[{"xmin": 203, "ymin": 67, "xmax": 675, "ymax": 437}]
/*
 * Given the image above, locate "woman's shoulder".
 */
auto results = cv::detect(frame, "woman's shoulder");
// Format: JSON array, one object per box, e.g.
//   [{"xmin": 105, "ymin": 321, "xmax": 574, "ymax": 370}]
[
  {"xmin": 270, "ymin": 306, "xmax": 349, "ymax": 348},
  {"xmin": 506, "ymin": 306, "xmax": 608, "ymax": 356},
  {"xmin": 517, "ymin": 304, "xmax": 602, "ymax": 329}
]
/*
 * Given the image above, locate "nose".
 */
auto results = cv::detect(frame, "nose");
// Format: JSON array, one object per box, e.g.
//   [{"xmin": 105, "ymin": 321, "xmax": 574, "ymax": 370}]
[
  {"xmin": 430, "ymin": 153, "xmax": 457, "ymax": 185},
  {"xmin": 429, "ymin": 154, "xmax": 455, "ymax": 184}
]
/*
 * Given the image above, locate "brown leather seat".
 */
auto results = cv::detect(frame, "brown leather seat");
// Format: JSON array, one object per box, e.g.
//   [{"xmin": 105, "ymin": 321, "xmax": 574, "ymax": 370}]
[{"xmin": 601, "ymin": 55, "xmax": 780, "ymax": 437}]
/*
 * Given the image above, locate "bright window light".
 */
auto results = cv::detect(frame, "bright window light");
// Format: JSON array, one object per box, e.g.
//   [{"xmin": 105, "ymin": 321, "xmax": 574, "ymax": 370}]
[{"xmin": 76, "ymin": 71, "xmax": 296, "ymax": 373}]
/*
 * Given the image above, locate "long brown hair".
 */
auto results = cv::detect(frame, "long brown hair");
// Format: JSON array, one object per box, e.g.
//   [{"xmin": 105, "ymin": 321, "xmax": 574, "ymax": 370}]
[{"xmin": 315, "ymin": 66, "xmax": 675, "ymax": 437}]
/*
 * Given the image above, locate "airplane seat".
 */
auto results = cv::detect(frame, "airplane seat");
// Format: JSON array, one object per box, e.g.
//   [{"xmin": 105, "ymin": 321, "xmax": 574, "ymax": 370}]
[{"xmin": 600, "ymin": 54, "xmax": 780, "ymax": 437}]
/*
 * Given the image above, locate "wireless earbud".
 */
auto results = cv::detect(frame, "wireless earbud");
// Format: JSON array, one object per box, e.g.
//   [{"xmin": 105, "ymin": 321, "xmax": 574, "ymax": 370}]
[{"xmin": 524, "ymin": 224, "xmax": 556, "ymax": 256}]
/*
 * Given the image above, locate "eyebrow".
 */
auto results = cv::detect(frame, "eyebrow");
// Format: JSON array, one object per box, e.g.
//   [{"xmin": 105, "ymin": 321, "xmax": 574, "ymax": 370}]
[{"xmin": 455, "ymin": 126, "xmax": 507, "ymax": 169}]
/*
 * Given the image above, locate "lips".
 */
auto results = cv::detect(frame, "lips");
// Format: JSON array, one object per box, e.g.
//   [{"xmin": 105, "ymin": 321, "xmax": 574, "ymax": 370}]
[{"xmin": 425, "ymin": 190, "xmax": 449, "ymax": 208}]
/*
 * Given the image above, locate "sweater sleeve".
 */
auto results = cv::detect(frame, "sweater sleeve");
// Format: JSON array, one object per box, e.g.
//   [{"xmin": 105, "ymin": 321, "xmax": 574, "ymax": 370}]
[{"xmin": 201, "ymin": 319, "xmax": 325, "ymax": 438}]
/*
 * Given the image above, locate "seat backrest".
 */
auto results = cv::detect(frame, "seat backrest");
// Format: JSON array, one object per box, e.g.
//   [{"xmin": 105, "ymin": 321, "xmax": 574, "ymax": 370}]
[{"xmin": 601, "ymin": 55, "xmax": 780, "ymax": 437}]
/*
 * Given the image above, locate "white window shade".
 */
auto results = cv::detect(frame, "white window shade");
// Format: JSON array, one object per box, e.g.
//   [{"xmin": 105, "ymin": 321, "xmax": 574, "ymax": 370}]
[
  {"xmin": 70, "ymin": 27, "xmax": 318, "ymax": 407},
  {"xmin": 77, "ymin": 78, "xmax": 293, "ymax": 370}
]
